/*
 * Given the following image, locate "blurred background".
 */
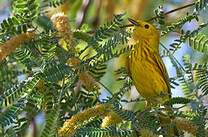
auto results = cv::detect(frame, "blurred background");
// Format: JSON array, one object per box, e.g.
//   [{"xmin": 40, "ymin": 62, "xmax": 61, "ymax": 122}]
[{"xmin": 0, "ymin": 0, "xmax": 207, "ymax": 136}]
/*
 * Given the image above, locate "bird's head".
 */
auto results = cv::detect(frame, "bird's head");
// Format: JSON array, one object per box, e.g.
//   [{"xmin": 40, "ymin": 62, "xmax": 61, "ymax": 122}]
[{"xmin": 128, "ymin": 18, "xmax": 159, "ymax": 42}]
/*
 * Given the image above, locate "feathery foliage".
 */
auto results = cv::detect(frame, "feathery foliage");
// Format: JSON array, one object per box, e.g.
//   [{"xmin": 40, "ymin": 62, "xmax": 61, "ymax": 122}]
[
  {"xmin": 189, "ymin": 33, "xmax": 208, "ymax": 53},
  {"xmin": 0, "ymin": 0, "xmax": 208, "ymax": 136}
]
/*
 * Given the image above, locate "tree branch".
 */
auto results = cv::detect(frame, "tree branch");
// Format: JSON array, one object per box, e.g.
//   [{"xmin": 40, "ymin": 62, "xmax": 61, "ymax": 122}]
[
  {"xmin": 146, "ymin": 1, "xmax": 199, "ymax": 22},
  {"xmin": 77, "ymin": 0, "xmax": 92, "ymax": 29},
  {"xmin": 121, "ymin": 1, "xmax": 199, "ymax": 28}
]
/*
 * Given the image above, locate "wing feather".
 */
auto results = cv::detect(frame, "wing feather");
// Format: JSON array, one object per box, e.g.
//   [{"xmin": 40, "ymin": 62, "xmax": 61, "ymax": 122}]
[{"xmin": 153, "ymin": 53, "xmax": 171, "ymax": 98}]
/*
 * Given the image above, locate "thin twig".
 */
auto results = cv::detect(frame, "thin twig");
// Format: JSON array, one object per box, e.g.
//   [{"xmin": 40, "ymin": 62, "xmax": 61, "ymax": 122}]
[
  {"xmin": 74, "ymin": 80, "xmax": 83, "ymax": 95},
  {"xmin": 120, "ymin": 1, "xmax": 199, "ymax": 28},
  {"xmin": 165, "ymin": 2, "xmax": 198, "ymax": 15},
  {"xmin": 31, "ymin": 118, "xmax": 38, "ymax": 137},
  {"xmin": 87, "ymin": 1, "xmax": 199, "ymax": 33},
  {"xmin": 146, "ymin": 1, "xmax": 199, "ymax": 22},
  {"xmin": 97, "ymin": 81, "xmax": 113, "ymax": 95},
  {"xmin": 136, "ymin": 108, "xmax": 151, "ymax": 120},
  {"xmin": 160, "ymin": 42, "xmax": 185, "ymax": 72}
]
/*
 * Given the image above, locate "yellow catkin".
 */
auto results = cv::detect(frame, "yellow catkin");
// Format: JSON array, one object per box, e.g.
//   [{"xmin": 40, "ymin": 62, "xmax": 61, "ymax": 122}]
[
  {"xmin": 175, "ymin": 119, "xmax": 196, "ymax": 135},
  {"xmin": 51, "ymin": 12, "xmax": 73, "ymax": 46},
  {"xmin": 36, "ymin": 79, "xmax": 46, "ymax": 93},
  {"xmin": 101, "ymin": 111, "xmax": 123, "ymax": 128},
  {"xmin": 174, "ymin": 119, "xmax": 208, "ymax": 136},
  {"xmin": 67, "ymin": 57, "xmax": 81, "ymax": 71},
  {"xmin": 0, "ymin": 32, "xmax": 36, "ymax": 61},
  {"xmin": 36, "ymin": 79, "xmax": 52, "ymax": 114},
  {"xmin": 67, "ymin": 58, "xmax": 99, "ymax": 91},
  {"xmin": 59, "ymin": 104, "xmax": 112, "ymax": 137},
  {"xmin": 36, "ymin": 79, "xmax": 52, "ymax": 94},
  {"xmin": 140, "ymin": 129, "xmax": 157, "ymax": 137},
  {"xmin": 79, "ymin": 71, "xmax": 99, "ymax": 91},
  {"xmin": 101, "ymin": 110, "xmax": 124, "ymax": 137}
]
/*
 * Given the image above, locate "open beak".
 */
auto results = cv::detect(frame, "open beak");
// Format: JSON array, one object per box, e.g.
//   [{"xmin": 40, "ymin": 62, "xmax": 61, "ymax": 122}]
[{"xmin": 128, "ymin": 18, "xmax": 141, "ymax": 26}]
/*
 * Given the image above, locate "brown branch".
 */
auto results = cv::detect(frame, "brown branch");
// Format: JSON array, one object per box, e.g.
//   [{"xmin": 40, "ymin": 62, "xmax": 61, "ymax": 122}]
[
  {"xmin": 87, "ymin": 1, "xmax": 199, "ymax": 33},
  {"xmin": 146, "ymin": 1, "xmax": 199, "ymax": 22},
  {"xmin": 74, "ymin": 80, "xmax": 83, "ymax": 95},
  {"xmin": 77, "ymin": 0, "xmax": 92, "ymax": 29},
  {"xmin": 136, "ymin": 108, "xmax": 151, "ymax": 120},
  {"xmin": 121, "ymin": 1, "xmax": 199, "ymax": 28},
  {"xmin": 92, "ymin": 0, "xmax": 102, "ymax": 28},
  {"xmin": 31, "ymin": 118, "xmax": 38, "ymax": 137}
]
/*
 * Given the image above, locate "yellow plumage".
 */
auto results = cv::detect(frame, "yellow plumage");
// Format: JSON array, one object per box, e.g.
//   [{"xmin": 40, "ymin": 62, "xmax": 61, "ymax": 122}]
[
  {"xmin": 127, "ymin": 18, "xmax": 179, "ymax": 136},
  {"xmin": 127, "ymin": 18, "xmax": 171, "ymax": 104}
]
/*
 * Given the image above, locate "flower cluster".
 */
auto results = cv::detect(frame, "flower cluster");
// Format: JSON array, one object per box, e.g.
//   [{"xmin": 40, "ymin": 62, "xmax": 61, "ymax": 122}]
[
  {"xmin": 59, "ymin": 104, "xmax": 112, "ymax": 137},
  {"xmin": 51, "ymin": 12, "xmax": 73, "ymax": 46},
  {"xmin": 0, "ymin": 32, "xmax": 36, "ymax": 61},
  {"xmin": 101, "ymin": 111, "xmax": 123, "ymax": 128},
  {"xmin": 175, "ymin": 119, "xmax": 208, "ymax": 136},
  {"xmin": 140, "ymin": 128, "xmax": 157, "ymax": 137}
]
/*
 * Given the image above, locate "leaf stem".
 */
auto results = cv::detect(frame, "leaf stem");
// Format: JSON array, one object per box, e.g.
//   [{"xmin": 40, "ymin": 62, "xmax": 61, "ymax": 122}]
[
  {"xmin": 97, "ymin": 81, "xmax": 113, "ymax": 96},
  {"xmin": 160, "ymin": 42, "xmax": 185, "ymax": 72}
]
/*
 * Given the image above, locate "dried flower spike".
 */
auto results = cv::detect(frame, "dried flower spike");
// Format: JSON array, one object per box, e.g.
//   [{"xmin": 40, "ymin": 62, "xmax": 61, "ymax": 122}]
[
  {"xmin": 51, "ymin": 12, "xmax": 73, "ymax": 46},
  {"xmin": 0, "ymin": 32, "xmax": 36, "ymax": 61},
  {"xmin": 101, "ymin": 111, "xmax": 123, "ymax": 128},
  {"xmin": 140, "ymin": 128, "xmax": 157, "ymax": 137},
  {"xmin": 175, "ymin": 119, "xmax": 208, "ymax": 136},
  {"xmin": 59, "ymin": 104, "xmax": 112, "ymax": 137},
  {"xmin": 79, "ymin": 71, "xmax": 99, "ymax": 91}
]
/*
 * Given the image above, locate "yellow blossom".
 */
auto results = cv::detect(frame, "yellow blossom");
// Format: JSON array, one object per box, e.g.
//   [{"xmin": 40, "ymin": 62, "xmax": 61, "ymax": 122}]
[
  {"xmin": 0, "ymin": 32, "xmax": 36, "ymax": 61},
  {"xmin": 79, "ymin": 71, "xmax": 99, "ymax": 91},
  {"xmin": 140, "ymin": 128, "xmax": 157, "ymax": 137},
  {"xmin": 51, "ymin": 12, "xmax": 73, "ymax": 47},
  {"xmin": 101, "ymin": 111, "xmax": 123, "ymax": 128},
  {"xmin": 174, "ymin": 119, "xmax": 208, "ymax": 136},
  {"xmin": 59, "ymin": 104, "xmax": 112, "ymax": 137}
]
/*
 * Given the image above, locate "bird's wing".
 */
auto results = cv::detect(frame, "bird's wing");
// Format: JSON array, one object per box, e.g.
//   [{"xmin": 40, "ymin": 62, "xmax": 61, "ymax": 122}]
[{"xmin": 153, "ymin": 53, "xmax": 171, "ymax": 98}]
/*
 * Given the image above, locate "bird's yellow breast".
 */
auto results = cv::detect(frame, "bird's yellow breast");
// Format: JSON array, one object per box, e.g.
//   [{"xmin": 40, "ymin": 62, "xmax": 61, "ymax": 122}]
[{"xmin": 129, "ymin": 44, "xmax": 169, "ymax": 102}]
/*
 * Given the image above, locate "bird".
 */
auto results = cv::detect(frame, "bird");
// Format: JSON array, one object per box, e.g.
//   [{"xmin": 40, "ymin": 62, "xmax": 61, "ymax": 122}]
[
  {"xmin": 126, "ymin": 18, "xmax": 171, "ymax": 106},
  {"xmin": 126, "ymin": 18, "xmax": 179, "ymax": 136}
]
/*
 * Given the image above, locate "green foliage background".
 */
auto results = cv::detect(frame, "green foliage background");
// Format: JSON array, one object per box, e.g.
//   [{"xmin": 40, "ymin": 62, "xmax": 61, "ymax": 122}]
[{"xmin": 0, "ymin": 0, "xmax": 208, "ymax": 137}]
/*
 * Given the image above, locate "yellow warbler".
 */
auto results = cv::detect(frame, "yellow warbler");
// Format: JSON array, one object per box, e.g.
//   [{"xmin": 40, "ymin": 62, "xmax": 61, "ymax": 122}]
[
  {"xmin": 127, "ymin": 18, "xmax": 179, "ymax": 136},
  {"xmin": 126, "ymin": 18, "xmax": 171, "ymax": 105}
]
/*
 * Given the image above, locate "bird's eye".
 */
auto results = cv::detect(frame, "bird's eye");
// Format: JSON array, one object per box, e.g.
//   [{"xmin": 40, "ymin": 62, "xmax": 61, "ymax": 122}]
[{"xmin": 144, "ymin": 24, "xmax": 149, "ymax": 29}]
